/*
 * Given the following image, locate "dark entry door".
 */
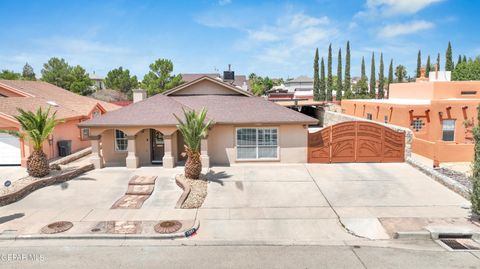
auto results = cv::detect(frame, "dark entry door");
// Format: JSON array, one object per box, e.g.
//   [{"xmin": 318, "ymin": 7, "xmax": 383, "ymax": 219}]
[{"xmin": 151, "ymin": 129, "xmax": 164, "ymax": 164}]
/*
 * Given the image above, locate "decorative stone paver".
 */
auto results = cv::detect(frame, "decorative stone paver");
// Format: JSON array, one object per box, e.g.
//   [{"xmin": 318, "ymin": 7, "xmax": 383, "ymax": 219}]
[
  {"xmin": 40, "ymin": 221, "xmax": 74, "ymax": 234},
  {"xmin": 111, "ymin": 175, "xmax": 157, "ymax": 209},
  {"xmin": 154, "ymin": 220, "xmax": 182, "ymax": 234},
  {"xmin": 106, "ymin": 221, "xmax": 142, "ymax": 234}
]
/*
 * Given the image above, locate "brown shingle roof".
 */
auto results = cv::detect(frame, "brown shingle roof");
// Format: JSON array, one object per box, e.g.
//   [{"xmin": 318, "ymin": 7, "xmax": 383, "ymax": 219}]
[
  {"xmin": 79, "ymin": 94, "xmax": 189, "ymax": 127},
  {"xmin": 0, "ymin": 80, "xmax": 120, "ymax": 119},
  {"xmin": 172, "ymin": 95, "xmax": 317, "ymax": 124},
  {"xmin": 79, "ymin": 78, "xmax": 318, "ymax": 127}
]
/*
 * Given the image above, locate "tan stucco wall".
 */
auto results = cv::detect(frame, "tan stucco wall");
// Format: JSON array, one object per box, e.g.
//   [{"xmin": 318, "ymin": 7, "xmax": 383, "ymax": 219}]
[
  {"xmin": 207, "ymin": 124, "xmax": 308, "ymax": 165},
  {"xmin": 101, "ymin": 129, "xmax": 127, "ymax": 166},
  {"xmin": 170, "ymin": 80, "xmax": 242, "ymax": 96}
]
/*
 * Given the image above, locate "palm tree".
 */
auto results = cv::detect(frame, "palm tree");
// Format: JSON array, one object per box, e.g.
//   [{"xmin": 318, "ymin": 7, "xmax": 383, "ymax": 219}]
[
  {"xmin": 6, "ymin": 107, "xmax": 62, "ymax": 177},
  {"xmin": 174, "ymin": 108, "xmax": 214, "ymax": 179}
]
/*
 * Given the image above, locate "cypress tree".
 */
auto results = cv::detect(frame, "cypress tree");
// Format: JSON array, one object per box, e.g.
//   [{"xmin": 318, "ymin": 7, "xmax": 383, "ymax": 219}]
[
  {"xmin": 446, "ymin": 41, "xmax": 453, "ymax": 71},
  {"xmin": 471, "ymin": 104, "xmax": 480, "ymax": 214},
  {"xmin": 463, "ymin": 55, "xmax": 467, "ymax": 63},
  {"xmin": 387, "ymin": 59, "xmax": 393, "ymax": 98},
  {"xmin": 378, "ymin": 53, "xmax": 385, "ymax": 99},
  {"xmin": 327, "ymin": 44, "xmax": 333, "ymax": 101},
  {"xmin": 313, "ymin": 48, "xmax": 320, "ymax": 101},
  {"xmin": 457, "ymin": 55, "xmax": 462, "ymax": 67},
  {"xmin": 369, "ymin": 52, "xmax": 376, "ymax": 98},
  {"xmin": 425, "ymin": 55, "xmax": 431, "ymax": 78},
  {"xmin": 359, "ymin": 57, "xmax": 369, "ymax": 97},
  {"xmin": 320, "ymin": 58, "xmax": 326, "ymax": 101},
  {"xmin": 437, "ymin": 53, "xmax": 441, "ymax": 71},
  {"xmin": 336, "ymin": 48, "xmax": 343, "ymax": 101},
  {"xmin": 416, "ymin": 50, "xmax": 422, "ymax": 78},
  {"xmin": 344, "ymin": 41, "xmax": 351, "ymax": 99}
]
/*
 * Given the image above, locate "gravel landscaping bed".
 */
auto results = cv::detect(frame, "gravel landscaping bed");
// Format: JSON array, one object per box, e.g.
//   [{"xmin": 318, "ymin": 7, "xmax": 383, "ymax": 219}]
[
  {"xmin": 434, "ymin": 167, "xmax": 473, "ymax": 191},
  {"xmin": 178, "ymin": 174, "xmax": 208, "ymax": 209}
]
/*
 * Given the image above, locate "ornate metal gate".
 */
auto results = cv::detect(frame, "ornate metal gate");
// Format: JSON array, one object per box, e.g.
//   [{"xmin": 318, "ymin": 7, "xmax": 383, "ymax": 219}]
[{"xmin": 308, "ymin": 121, "xmax": 405, "ymax": 163}]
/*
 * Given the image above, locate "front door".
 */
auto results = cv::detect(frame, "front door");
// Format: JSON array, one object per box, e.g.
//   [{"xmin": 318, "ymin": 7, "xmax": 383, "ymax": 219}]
[{"xmin": 151, "ymin": 129, "xmax": 164, "ymax": 164}]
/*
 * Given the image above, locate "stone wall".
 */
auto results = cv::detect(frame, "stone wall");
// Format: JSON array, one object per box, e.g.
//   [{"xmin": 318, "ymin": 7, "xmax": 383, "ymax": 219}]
[{"xmin": 322, "ymin": 111, "xmax": 413, "ymax": 159}]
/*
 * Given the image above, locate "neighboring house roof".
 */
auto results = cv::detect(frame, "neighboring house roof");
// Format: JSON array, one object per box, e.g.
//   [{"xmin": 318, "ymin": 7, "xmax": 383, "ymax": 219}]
[
  {"xmin": 286, "ymin": 76, "xmax": 313, "ymax": 84},
  {"xmin": 0, "ymin": 80, "xmax": 120, "ymax": 121},
  {"xmin": 80, "ymin": 76, "xmax": 317, "ymax": 127},
  {"xmin": 181, "ymin": 73, "xmax": 249, "ymax": 88},
  {"xmin": 89, "ymin": 72, "xmax": 104, "ymax": 80}
]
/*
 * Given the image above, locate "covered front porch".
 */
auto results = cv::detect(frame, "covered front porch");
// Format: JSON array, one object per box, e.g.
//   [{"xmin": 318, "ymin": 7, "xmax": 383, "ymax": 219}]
[{"xmin": 88, "ymin": 126, "xmax": 209, "ymax": 169}]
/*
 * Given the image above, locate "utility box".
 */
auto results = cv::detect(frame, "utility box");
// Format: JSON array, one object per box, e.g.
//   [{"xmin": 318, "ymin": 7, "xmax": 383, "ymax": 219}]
[{"xmin": 57, "ymin": 140, "xmax": 72, "ymax": 157}]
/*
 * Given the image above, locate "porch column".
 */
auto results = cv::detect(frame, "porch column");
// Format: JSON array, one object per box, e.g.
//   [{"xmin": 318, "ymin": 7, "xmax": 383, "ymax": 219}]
[
  {"xmin": 90, "ymin": 135, "xmax": 104, "ymax": 169},
  {"xmin": 201, "ymin": 137, "xmax": 210, "ymax": 168},
  {"xmin": 126, "ymin": 135, "xmax": 139, "ymax": 169},
  {"xmin": 163, "ymin": 134, "xmax": 175, "ymax": 168}
]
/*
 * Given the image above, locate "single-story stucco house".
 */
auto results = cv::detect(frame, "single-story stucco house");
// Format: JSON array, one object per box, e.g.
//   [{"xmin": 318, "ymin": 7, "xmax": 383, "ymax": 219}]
[
  {"xmin": 78, "ymin": 76, "xmax": 318, "ymax": 169},
  {"xmin": 0, "ymin": 80, "xmax": 119, "ymax": 166}
]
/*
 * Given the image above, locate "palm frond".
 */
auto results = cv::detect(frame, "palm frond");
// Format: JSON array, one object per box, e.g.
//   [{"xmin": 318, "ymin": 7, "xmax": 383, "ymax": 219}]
[{"xmin": 173, "ymin": 107, "xmax": 214, "ymax": 153}]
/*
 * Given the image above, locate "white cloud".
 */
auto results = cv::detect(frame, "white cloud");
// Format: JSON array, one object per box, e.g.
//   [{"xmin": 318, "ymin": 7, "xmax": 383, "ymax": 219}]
[
  {"xmin": 248, "ymin": 30, "xmax": 280, "ymax": 42},
  {"xmin": 378, "ymin": 20, "xmax": 434, "ymax": 38},
  {"xmin": 358, "ymin": 0, "xmax": 443, "ymax": 17}
]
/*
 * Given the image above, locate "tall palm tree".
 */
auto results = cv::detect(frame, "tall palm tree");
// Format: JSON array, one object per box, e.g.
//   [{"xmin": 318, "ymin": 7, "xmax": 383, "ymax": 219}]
[
  {"xmin": 174, "ymin": 108, "xmax": 214, "ymax": 179},
  {"xmin": 7, "ymin": 107, "xmax": 62, "ymax": 177}
]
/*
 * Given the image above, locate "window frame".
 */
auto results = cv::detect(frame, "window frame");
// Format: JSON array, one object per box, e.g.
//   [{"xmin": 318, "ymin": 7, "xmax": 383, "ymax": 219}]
[
  {"xmin": 80, "ymin": 128, "xmax": 90, "ymax": 141},
  {"xmin": 366, "ymin": 113, "xmax": 373, "ymax": 120},
  {"xmin": 235, "ymin": 127, "xmax": 279, "ymax": 161},
  {"xmin": 441, "ymin": 119, "xmax": 456, "ymax": 142},
  {"xmin": 114, "ymin": 129, "xmax": 128, "ymax": 152}
]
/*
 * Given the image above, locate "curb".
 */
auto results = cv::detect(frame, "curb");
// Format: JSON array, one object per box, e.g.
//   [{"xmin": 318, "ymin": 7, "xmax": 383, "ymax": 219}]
[
  {"xmin": 174, "ymin": 174, "xmax": 191, "ymax": 209},
  {"xmin": 0, "ymin": 219, "xmax": 200, "ymax": 241},
  {"xmin": 394, "ymin": 230, "xmax": 480, "ymax": 240}
]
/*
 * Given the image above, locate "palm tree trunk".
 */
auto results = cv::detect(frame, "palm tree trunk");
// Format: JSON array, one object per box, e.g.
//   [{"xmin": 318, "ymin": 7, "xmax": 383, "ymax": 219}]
[
  {"xmin": 185, "ymin": 149, "xmax": 202, "ymax": 179},
  {"xmin": 27, "ymin": 149, "xmax": 50, "ymax": 177}
]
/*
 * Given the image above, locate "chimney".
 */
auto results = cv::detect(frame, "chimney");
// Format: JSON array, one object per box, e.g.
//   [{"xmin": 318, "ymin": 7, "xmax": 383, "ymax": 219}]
[
  {"xmin": 223, "ymin": 64, "xmax": 235, "ymax": 82},
  {"xmin": 133, "ymin": 89, "xmax": 146, "ymax": 103},
  {"xmin": 435, "ymin": 64, "xmax": 438, "ymax": 80}
]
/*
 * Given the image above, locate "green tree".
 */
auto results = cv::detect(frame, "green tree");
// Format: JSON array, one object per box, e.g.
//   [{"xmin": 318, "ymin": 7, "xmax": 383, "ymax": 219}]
[
  {"xmin": 105, "ymin": 67, "xmax": 138, "ymax": 94},
  {"xmin": 446, "ymin": 41, "xmax": 454, "ymax": 71},
  {"xmin": 313, "ymin": 48, "xmax": 320, "ymax": 101},
  {"xmin": 463, "ymin": 55, "xmax": 467, "ymax": 63},
  {"xmin": 436, "ymin": 53, "xmax": 441, "ymax": 71},
  {"xmin": 5, "ymin": 107, "xmax": 62, "ymax": 177},
  {"xmin": 0, "ymin": 70, "xmax": 21, "ymax": 80},
  {"xmin": 416, "ymin": 50, "xmax": 422, "ymax": 78},
  {"xmin": 354, "ymin": 57, "xmax": 369, "ymax": 98},
  {"xmin": 41, "ymin": 57, "xmax": 72, "ymax": 89},
  {"xmin": 387, "ymin": 59, "xmax": 393, "ymax": 98},
  {"xmin": 344, "ymin": 41, "xmax": 352, "ymax": 99},
  {"xmin": 336, "ymin": 48, "xmax": 342, "ymax": 101},
  {"xmin": 425, "ymin": 55, "xmax": 431, "ymax": 78},
  {"xmin": 457, "ymin": 55, "xmax": 462, "ymax": 67},
  {"xmin": 395, "ymin": 65, "xmax": 407, "ymax": 82},
  {"xmin": 472, "ymin": 105, "xmax": 480, "ymax": 214},
  {"xmin": 369, "ymin": 52, "xmax": 376, "ymax": 98},
  {"xmin": 320, "ymin": 58, "xmax": 326, "ymax": 101},
  {"xmin": 378, "ymin": 53, "xmax": 385, "ymax": 99},
  {"xmin": 68, "ymin": 65, "xmax": 93, "ymax": 96},
  {"xmin": 452, "ymin": 57, "xmax": 480, "ymax": 81},
  {"xmin": 22, "ymin": 63, "xmax": 36, "ymax": 80},
  {"xmin": 174, "ymin": 108, "xmax": 214, "ymax": 180},
  {"xmin": 142, "ymin": 58, "xmax": 183, "ymax": 96},
  {"xmin": 327, "ymin": 44, "xmax": 333, "ymax": 101}
]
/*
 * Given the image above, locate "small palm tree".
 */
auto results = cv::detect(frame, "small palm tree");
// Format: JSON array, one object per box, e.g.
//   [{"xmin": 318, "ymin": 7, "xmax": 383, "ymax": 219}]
[
  {"xmin": 174, "ymin": 108, "xmax": 214, "ymax": 179},
  {"xmin": 5, "ymin": 107, "xmax": 63, "ymax": 177}
]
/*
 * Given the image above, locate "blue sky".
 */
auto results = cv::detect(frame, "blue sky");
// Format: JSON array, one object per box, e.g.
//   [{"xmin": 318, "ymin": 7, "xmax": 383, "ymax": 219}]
[{"xmin": 0, "ymin": 0, "xmax": 478, "ymax": 79}]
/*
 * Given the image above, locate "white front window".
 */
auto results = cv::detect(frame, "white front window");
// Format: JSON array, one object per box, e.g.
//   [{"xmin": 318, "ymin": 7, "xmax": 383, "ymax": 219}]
[
  {"xmin": 236, "ymin": 128, "xmax": 278, "ymax": 160},
  {"xmin": 115, "ymin": 129, "xmax": 128, "ymax": 151}
]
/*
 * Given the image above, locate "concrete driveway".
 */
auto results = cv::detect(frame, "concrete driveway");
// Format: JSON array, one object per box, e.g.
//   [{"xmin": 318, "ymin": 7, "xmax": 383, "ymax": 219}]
[
  {"xmin": 196, "ymin": 163, "xmax": 472, "ymax": 241},
  {"xmin": 0, "ymin": 166, "xmax": 27, "ymax": 187},
  {"xmin": 0, "ymin": 162, "xmax": 474, "ymax": 242}
]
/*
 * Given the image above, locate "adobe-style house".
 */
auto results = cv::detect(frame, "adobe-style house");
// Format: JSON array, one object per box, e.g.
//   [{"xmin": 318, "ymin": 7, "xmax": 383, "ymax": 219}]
[
  {"xmin": 341, "ymin": 73, "xmax": 480, "ymax": 165},
  {"xmin": 0, "ymin": 80, "xmax": 119, "ymax": 166},
  {"xmin": 79, "ymin": 76, "xmax": 318, "ymax": 169}
]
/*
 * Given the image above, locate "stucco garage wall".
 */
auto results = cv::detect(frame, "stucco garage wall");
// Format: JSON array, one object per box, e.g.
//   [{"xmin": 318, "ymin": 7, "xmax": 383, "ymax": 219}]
[{"xmin": 207, "ymin": 124, "xmax": 308, "ymax": 165}]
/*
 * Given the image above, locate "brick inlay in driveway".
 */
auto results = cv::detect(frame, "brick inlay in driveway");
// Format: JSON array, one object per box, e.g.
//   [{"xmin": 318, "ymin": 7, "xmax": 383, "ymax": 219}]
[{"xmin": 111, "ymin": 175, "xmax": 157, "ymax": 209}]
